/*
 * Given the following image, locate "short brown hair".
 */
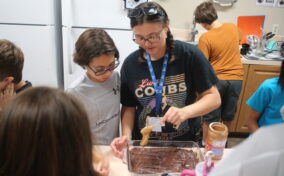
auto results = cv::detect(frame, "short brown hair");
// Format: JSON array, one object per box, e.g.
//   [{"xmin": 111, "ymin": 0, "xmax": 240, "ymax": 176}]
[
  {"xmin": 0, "ymin": 87, "xmax": 99, "ymax": 176},
  {"xmin": 194, "ymin": 1, "xmax": 218, "ymax": 25},
  {"xmin": 0, "ymin": 39, "xmax": 24, "ymax": 83},
  {"xmin": 73, "ymin": 28, "xmax": 119, "ymax": 67}
]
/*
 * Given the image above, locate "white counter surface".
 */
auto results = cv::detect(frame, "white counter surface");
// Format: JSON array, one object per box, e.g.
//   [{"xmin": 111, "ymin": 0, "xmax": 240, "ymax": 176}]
[{"xmin": 241, "ymin": 56, "xmax": 282, "ymax": 66}]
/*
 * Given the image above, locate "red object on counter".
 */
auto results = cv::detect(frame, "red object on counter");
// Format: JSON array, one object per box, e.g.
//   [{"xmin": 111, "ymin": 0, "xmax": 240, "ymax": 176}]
[{"xmin": 237, "ymin": 15, "xmax": 265, "ymax": 44}]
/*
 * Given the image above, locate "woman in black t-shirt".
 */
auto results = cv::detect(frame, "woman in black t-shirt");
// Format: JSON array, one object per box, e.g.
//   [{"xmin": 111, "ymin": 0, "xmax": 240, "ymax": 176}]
[{"xmin": 110, "ymin": 2, "xmax": 221, "ymax": 159}]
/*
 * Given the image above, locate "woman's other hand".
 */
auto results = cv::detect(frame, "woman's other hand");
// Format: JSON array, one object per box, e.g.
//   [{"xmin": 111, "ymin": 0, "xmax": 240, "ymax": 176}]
[
  {"xmin": 110, "ymin": 136, "xmax": 129, "ymax": 159},
  {"xmin": 93, "ymin": 151, "xmax": 109, "ymax": 176},
  {"xmin": 95, "ymin": 157, "xmax": 109, "ymax": 176}
]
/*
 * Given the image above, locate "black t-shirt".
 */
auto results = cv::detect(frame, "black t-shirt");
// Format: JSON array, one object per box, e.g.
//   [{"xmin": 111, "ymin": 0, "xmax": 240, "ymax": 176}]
[
  {"xmin": 15, "ymin": 80, "xmax": 32, "ymax": 94},
  {"xmin": 121, "ymin": 40, "xmax": 218, "ymax": 141}
]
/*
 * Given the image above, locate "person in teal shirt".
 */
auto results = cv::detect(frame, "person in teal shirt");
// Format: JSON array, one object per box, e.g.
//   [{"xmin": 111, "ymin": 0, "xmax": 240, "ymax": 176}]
[{"xmin": 246, "ymin": 60, "xmax": 284, "ymax": 133}]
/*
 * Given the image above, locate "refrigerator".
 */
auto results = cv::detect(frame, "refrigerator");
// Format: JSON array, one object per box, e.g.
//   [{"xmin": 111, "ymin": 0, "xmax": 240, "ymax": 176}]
[
  {"xmin": 0, "ymin": 0, "xmax": 138, "ymax": 89},
  {"xmin": 0, "ymin": 0, "xmax": 62, "ymax": 88},
  {"xmin": 61, "ymin": 0, "xmax": 138, "ymax": 88}
]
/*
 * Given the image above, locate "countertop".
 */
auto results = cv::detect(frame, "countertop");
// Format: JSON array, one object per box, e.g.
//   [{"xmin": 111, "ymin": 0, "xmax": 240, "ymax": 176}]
[
  {"xmin": 241, "ymin": 56, "xmax": 282, "ymax": 66},
  {"xmin": 94, "ymin": 145, "xmax": 233, "ymax": 176}
]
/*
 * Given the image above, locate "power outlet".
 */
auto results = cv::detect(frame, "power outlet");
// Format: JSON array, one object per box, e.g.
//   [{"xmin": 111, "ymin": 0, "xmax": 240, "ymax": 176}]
[{"xmin": 272, "ymin": 24, "xmax": 279, "ymax": 34}]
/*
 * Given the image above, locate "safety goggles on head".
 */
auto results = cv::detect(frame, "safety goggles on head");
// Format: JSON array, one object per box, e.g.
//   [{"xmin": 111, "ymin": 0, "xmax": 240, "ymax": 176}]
[{"xmin": 127, "ymin": 6, "xmax": 164, "ymax": 18}]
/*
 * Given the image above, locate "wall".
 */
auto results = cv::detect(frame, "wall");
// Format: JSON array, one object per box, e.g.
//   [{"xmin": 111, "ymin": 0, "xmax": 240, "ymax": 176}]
[{"xmin": 154, "ymin": 0, "xmax": 284, "ymax": 41}]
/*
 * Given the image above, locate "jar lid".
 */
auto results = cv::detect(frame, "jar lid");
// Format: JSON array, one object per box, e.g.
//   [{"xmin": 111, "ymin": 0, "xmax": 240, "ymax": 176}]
[{"xmin": 209, "ymin": 122, "xmax": 228, "ymax": 135}]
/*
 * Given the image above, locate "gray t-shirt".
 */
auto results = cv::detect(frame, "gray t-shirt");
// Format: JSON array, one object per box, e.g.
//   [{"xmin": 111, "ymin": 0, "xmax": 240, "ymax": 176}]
[{"xmin": 67, "ymin": 71, "xmax": 120, "ymax": 145}]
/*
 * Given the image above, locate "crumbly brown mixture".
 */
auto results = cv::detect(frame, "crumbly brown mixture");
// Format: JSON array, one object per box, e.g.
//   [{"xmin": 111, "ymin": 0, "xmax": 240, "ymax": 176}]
[{"xmin": 128, "ymin": 147, "xmax": 199, "ymax": 174}]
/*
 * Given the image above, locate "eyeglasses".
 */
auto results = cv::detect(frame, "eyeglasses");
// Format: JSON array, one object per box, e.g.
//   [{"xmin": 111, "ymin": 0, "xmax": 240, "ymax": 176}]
[
  {"xmin": 133, "ymin": 29, "xmax": 164, "ymax": 45},
  {"xmin": 127, "ymin": 6, "xmax": 164, "ymax": 18},
  {"xmin": 88, "ymin": 60, "xmax": 120, "ymax": 76}
]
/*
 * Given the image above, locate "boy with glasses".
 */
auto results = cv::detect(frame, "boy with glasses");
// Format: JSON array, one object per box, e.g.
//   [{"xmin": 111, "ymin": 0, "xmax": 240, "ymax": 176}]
[
  {"xmin": 0, "ymin": 39, "xmax": 32, "ymax": 110},
  {"xmin": 67, "ymin": 28, "xmax": 120, "ymax": 145}
]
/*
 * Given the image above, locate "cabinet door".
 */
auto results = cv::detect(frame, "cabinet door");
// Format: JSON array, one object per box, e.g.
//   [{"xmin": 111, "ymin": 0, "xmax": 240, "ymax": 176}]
[
  {"xmin": 236, "ymin": 65, "xmax": 281, "ymax": 132},
  {"xmin": 229, "ymin": 64, "xmax": 249, "ymax": 132}
]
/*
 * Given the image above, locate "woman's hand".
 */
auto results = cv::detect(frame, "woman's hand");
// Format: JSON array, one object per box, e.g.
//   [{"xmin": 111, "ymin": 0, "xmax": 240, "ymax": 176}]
[
  {"xmin": 160, "ymin": 106, "xmax": 187, "ymax": 126},
  {"xmin": 93, "ymin": 151, "xmax": 109, "ymax": 176},
  {"xmin": 95, "ymin": 157, "xmax": 109, "ymax": 176},
  {"xmin": 159, "ymin": 86, "xmax": 221, "ymax": 127},
  {"xmin": 110, "ymin": 136, "xmax": 129, "ymax": 159}
]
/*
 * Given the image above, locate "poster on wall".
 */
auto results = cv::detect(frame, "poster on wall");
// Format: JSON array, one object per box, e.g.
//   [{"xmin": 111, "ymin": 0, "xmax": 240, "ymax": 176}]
[{"xmin": 256, "ymin": 0, "xmax": 284, "ymax": 7}]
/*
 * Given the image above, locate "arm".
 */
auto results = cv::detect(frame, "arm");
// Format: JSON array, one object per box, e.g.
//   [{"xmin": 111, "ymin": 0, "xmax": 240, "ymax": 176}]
[
  {"xmin": 246, "ymin": 106, "xmax": 261, "ymax": 133},
  {"xmin": 93, "ymin": 151, "xmax": 109, "ymax": 176},
  {"xmin": 110, "ymin": 106, "xmax": 135, "ymax": 159},
  {"xmin": 121, "ymin": 106, "xmax": 135, "ymax": 138},
  {"xmin": 161, "ymin": 85, "xmax": 220, "ymax": 125},
  {"xmin": 246, "ymin": 81, "xmax": 269, "ymax": 133}
]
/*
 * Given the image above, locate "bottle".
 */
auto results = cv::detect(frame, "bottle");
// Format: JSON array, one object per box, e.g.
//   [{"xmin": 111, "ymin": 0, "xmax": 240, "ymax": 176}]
[{"xmin": 205, "ymin": 122, "xmax": 228, "ymax": 160}]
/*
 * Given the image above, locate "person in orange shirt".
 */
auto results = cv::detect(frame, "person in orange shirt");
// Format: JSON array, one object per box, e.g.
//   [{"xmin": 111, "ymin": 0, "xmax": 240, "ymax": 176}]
[{"xmin": 194, "ymin": 1, "xmax": 244, "ymax": 145}]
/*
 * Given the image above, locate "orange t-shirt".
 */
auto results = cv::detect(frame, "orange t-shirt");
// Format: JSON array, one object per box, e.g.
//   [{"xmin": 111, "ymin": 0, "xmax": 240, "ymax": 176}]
[{"xmin": 198, "ymin": 23, "xmax": 244, "ymax": 80}]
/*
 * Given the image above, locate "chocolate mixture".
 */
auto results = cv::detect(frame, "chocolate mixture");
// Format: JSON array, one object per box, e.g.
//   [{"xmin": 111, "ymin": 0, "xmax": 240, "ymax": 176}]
[{"xmin": 128, "ymin": 147, "xmax": 199, "ymax": 174}]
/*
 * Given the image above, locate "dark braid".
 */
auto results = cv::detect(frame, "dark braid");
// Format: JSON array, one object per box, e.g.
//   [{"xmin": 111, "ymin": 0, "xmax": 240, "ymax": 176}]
[
  {"xmin": 166, "ymin": 29, "xmax": 175, "ymax": 63},
  {"xmin": 138, "ymin": 47, "xmax": 145, "ymax": 62}
]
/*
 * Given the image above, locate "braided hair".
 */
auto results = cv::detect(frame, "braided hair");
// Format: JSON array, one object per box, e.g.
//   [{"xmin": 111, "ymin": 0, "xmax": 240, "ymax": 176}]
[{"xmin": 129, "ymin": 2, "xmax": 175, "ymax": 62}]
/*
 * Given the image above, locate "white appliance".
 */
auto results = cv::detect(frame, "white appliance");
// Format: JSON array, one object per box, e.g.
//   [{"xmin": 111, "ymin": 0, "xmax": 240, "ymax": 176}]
[
  {"xmin": 0, "ymin": 0, "xmax": 62, "ymax": 88},
  {"xmin": 0, "ymin": 0, "xmax": 138, "ymax": 89},
  {"xmin": 61, "ymin": 0, "xmax": 138, "ymax": 88}
]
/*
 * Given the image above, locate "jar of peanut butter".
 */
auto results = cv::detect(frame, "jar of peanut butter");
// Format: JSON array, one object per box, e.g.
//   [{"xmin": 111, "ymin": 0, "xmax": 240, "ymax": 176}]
[{"xmin": 205, "ymin": 122, "xmax": 228, "ymax": 160}]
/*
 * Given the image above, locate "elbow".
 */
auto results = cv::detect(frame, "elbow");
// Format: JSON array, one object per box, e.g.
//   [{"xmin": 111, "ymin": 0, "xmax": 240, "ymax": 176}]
[{"xmin": 214, "ymin": 90, "xmax": 221, "ymax": 109}]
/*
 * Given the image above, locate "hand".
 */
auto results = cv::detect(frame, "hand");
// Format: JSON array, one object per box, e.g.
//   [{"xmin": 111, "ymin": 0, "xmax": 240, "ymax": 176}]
[
  {"xmin": 110, "ymin": 136, "xmax": 129, "ymax": 159},
  {"xmin": 0, "ymin": 83, "xmax": 15, "ymax": 109},
  {"xmin": 160, "ymin": 106, "xmax": 187, "ymax": 126},
  {"xmin": 95, "ymin": 157, "xmax": 109, "ymax": 176}
]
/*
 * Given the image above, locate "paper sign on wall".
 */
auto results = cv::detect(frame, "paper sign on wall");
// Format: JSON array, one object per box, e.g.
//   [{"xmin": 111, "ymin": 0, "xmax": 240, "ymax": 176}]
[{"xmin": 256, "ymin": 0, "xmax": 284, "ymax": 7}]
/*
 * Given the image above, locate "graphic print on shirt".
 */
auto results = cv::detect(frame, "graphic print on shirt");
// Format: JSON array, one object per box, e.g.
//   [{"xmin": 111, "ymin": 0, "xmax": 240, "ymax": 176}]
[
  {"xmin": 135, "ymin": 73, "xmax": 189, "ymax": 139},
  {"xmin": 113, "ymin": 84, "xmax": 120, "ymax": 95}
]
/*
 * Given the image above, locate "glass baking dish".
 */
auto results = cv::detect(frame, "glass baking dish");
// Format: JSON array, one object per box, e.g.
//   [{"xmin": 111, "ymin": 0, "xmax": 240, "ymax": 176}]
[{"xmin": 126, "ymin": 140, "xmax": 204, "ymax": 175}]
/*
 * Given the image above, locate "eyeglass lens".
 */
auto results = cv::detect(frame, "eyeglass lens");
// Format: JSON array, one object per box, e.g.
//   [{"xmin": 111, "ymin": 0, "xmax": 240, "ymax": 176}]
[
  {"xmin": 133, "ymin": 30, "xmax": 163, "ymax": 44},
  {"xmin": 92, "ymin": 61, "xmax": 119, "ymax": 76}
]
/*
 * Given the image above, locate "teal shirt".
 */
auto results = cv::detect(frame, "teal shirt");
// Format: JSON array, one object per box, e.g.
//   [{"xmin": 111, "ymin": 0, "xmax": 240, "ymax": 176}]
[{"xmin": 246, "ymin": 77, "xmax": 284, "ymax": 127}]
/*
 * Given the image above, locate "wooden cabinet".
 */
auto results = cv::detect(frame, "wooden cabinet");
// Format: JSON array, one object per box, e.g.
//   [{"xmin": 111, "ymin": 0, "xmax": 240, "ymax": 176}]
[{"xmin": 229, "ymin": 64, "xmax": 281, "ymax": 133}]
